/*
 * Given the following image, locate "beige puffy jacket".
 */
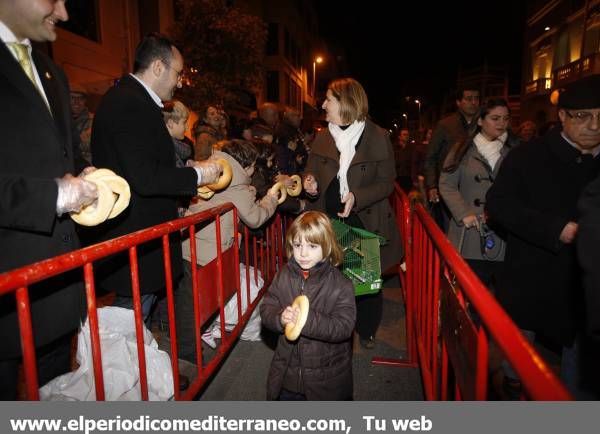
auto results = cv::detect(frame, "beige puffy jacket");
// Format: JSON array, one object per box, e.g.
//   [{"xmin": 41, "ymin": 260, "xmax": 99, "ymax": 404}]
[{"xmin": 181, "ymin": 150, "xmax": 278, "ymax": 265}]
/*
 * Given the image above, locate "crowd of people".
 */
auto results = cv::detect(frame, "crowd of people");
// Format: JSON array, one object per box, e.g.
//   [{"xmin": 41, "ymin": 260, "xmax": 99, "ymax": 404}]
[
  {"xmin": 0, "ymin": 1, "xmax": 401, "ymax": 401},
  {"xmin": 394, "ymin": 76, "xmax": 600, "ymax": 399},
  {"xmin": 1, "ymin": 0, "xmax": 599, "ymax": 402}
]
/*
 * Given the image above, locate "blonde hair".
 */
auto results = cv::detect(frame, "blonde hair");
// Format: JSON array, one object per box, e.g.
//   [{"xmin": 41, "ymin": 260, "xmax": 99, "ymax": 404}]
[
  {"xmin": 328, "ymin": 77, "xmax": 369, "ymax": 124},
  {"xmin": 162, "ymin": 99, "xmax": 189, "ymax": 123},
  {"xmin": 285, "ymin": 211, "xmax": 343, "ymax": 267}
]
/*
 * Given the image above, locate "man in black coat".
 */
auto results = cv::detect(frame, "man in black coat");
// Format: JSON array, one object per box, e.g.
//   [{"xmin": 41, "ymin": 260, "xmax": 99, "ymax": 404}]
[
  {"xmin": 91, "ymin": 34, "xmax": 220, "ymax": 318},
  {"xmin": 486, "ymin": 74, "xmax": 600, "ymax": 396},
  {"xmin": 0, "ymin": 0, "xmax": 99, "ymax": 399},
  {"xmin": 579, "ymin": 166, "xmax": 600, "ymax": 339}
]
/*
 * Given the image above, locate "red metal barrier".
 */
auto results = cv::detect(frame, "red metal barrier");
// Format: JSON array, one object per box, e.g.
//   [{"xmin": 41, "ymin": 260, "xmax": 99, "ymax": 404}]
[
  {"xmin": 380, "ymin": 184, "xmax": 571, "ymax": 400},
  {"xmin": 0, "ymin": 203, "xmax": 285, "ymax": 401},
  {"xmin": 1, "ymin": 187, "xmax": 572, "ymax": 401}
]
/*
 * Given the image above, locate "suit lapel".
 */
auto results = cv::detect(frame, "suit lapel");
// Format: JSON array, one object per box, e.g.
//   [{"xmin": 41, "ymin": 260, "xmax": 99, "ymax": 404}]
[
  {"xmin": 33, "ymin": 50, "xmax": 68, "ymax": 140},
  {"xmin": 0, "ymin": 42, "xmax": 59, "ymax": 134}
]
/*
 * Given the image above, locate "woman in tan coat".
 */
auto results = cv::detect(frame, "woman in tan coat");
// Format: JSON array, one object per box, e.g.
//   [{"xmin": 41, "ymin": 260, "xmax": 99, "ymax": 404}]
[{"xmin": 303, "ymin": 78, "xmax": 403, "ymax": 349}]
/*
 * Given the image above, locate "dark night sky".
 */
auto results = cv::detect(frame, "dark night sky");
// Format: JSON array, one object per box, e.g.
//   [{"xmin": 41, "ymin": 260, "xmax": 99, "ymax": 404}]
[{"xmin": 314, "ymin": 1, "xmax": 528, "ymax": 125}]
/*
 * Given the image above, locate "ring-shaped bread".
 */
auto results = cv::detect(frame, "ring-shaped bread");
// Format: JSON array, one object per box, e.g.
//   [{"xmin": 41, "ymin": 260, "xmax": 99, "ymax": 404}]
[
  {"xmin": 205, "ymin": 158, "xmax": 233, "ymax": 191},
  {"xmin": 99, "ymin": 175, "xmax": 130, "ymax": 219},
  {"xmin": 269, "ymin": 181, "xmax": 287, "ymax": 204},
  {"xmin": 286, "ymin": 174, "xmax": 302, "ymax": 197},
  {"xmin": 70, "ymin": 178, "xmax": 114, "ymax": 226},
  {"xmin": 197, "ymin": 186, "xmax": 215, "ymax": 200},
  {"xmin": 71, "ymin": 168, "xmax": 131, "ymax": 226},
  {"xmin": 285, "ymin": 295, "xmax": 309, "ymax": 341}
]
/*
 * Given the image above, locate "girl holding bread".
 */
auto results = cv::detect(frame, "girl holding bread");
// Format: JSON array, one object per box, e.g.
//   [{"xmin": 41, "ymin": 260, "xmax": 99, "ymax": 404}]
[{"xmin": 260, "ymin": 211, "xmax": 356, "ymax": 400}]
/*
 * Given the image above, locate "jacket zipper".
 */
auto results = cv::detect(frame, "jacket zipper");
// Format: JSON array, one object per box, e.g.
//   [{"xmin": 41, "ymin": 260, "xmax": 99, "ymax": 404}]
[{"xmin": 297, "ymin": 276, "xmax": 306, "ymax": 393}]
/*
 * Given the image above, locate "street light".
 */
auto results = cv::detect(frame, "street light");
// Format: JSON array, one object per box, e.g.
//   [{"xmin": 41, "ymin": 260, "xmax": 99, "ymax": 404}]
[
  {"xmin": 312, "ymin": 56, "xmax": 323, "ymax": 98},
  {"xmin": 402, "ymin": 113, "xmax": 408, "ymax": 128},
  {"xmin": 414, "ymin": 99, "xmax": 421, "ymax": 129}
]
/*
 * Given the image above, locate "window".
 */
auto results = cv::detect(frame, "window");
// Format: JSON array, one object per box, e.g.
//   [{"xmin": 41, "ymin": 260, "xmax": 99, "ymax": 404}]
[
  {"xmin": 266, "ymin": 71, "xmax": 279, "ymax": 102},
  {"xmin": 58, "ymin": 0, "xmax": 100, "ymax": 42},
  {"xmin": 266, "ymin": 23, "xmax": 279, "ymax": 56}
]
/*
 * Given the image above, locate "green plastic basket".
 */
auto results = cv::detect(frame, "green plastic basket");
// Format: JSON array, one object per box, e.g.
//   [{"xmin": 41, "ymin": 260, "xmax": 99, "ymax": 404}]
[{"xmin": 331, "ymin": 219, "xmax": 386, "ymax": 297}]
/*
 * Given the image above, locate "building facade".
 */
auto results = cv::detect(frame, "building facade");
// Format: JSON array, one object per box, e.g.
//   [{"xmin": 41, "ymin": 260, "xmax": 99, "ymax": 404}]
[{"xmin": 521, "ymin": 0, "xmax": 599, "ymax": 128}]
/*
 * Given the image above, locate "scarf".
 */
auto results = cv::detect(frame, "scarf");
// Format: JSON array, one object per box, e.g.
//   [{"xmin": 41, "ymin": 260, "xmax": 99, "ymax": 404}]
[
  {"xmin": 328, "ymin": 120, "xmax": 366, "ymax": 199},
  {"xmin": 473, "ymin": 131, "xmax": 507, "ymax": 170}
]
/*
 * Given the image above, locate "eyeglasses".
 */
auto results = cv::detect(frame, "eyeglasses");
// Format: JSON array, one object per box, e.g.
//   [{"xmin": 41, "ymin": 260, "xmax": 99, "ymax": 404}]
[
  {"xmin": 462, "ymin": 95, "xmax": 480, "ymax": 102},
  {"xmin": 564, "ymin": 111, "xmax": 600, "ymax": 124},
  {"xmin": 161, "ymin": 60, "xmax": 184, "ymax": 82}
]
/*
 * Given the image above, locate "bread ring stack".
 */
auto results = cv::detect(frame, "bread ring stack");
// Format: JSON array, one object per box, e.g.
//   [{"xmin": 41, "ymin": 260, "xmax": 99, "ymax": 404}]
[
  {"xmin": 285, "ymin": 295, "xmax": 309, "ymax": 341},
  {"xmin": 70, "ymin": 168, "xmax": 131, "ymax": 226},
  {"xmin": 268, "ymin": 174, "xmax": 303, "ymax": 204},
  {"xmin": 269, "ymin": 182, "xmax": 287, "ymax": 204},
  {"xmin": 196, "ymin": 158, "xmax": 233, "ymax": 200},
  {"xmin": 286, "ymin": 174, "xmax": 302, "ymax": 196}
]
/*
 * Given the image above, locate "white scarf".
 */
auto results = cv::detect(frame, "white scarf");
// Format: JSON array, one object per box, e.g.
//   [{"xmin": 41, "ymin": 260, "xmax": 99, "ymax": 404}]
[
  {"xmin": 328, "ymin": 120, "xmax": 366, "ymax": 199},
  {"xmin": 473, "ymin": 131, "xmax": 507, "ymax": 170}
]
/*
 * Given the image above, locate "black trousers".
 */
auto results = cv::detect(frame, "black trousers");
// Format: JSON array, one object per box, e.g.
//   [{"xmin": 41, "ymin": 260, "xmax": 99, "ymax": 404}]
[
  {"xmin": 465, "ymin": 259, "xmax": 503, "ymax": 293},
  {"xmin": 0, "ymin": 333, "xmax": 72, "ymax": 400},
  {"xmin": 355, "ymin": 291, "xmax": 383, "ymax": 340},
  {"xmin": 175, "ymin": 261, "xmax": 202, "ymax": 364}
]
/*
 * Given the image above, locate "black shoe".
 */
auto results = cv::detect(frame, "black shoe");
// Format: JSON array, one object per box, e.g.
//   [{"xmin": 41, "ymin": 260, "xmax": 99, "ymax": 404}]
[
  {"xmin": 359, "ymin": 336, "xmax": 376, "ymax": 349},
  {"xmin": 178, "ymin": 374, "xmax": 190, "ymax": 391}
]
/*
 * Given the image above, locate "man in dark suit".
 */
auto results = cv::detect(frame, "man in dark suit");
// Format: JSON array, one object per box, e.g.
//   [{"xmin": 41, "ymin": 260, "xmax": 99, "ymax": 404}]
[
  {"xmin": 486, "ymin": 74, "xmax": 600, "ymax": 397},
  {"xmin": 91, "ymin": 34, "xmax": 220, "ymax": 319},
  {"xmin": 0, "ymin": 0, "xmax": 99, "ymax": 399}
]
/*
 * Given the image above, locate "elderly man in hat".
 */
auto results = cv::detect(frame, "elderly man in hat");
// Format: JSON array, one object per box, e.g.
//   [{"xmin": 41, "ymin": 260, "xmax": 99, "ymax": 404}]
[
  {"xmin": 70, "ymin": 83, "xmax": 94, "ymax": 167},
  {"xmin": 486, "ymin": 74, "xmax": 600, "ymax": 398}
]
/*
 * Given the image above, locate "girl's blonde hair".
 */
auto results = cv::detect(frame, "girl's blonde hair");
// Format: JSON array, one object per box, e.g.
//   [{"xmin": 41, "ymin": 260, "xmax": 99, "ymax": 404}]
[
  {"xmin": 162, "ymin": 99, "xmax": 189, "ymax": 123},
  {"xmin": 285, "ymin": 211, "xmax": 343, "ymax": 267}
]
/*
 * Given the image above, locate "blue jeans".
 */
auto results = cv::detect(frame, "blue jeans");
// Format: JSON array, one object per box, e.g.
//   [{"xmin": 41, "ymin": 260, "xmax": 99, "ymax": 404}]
[{"xmin": 503, "ymin": 330, "xmax": 589, "ymax": 399}]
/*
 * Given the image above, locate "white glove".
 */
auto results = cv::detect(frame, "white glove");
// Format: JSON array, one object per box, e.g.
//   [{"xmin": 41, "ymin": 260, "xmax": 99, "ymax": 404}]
[
  {"xmin": 55, "ymin": 173, "xmax": 98, "ymax": 216},
  {"xmin": 187, "ymin": 160, "xmax": 222, "ymax": 186}
]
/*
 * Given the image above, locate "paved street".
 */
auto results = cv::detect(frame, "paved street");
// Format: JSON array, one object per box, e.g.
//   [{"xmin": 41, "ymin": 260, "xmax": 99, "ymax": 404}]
[{"xmin": 169, "ymin": 277, "xmax": 423, "ymax": 400}]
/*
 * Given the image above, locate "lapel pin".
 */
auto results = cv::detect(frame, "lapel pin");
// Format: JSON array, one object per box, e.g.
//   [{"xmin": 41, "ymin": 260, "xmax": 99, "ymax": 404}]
[{"xmin": 45, "ymin": 71, "xmax": 52, "ymax": 79}]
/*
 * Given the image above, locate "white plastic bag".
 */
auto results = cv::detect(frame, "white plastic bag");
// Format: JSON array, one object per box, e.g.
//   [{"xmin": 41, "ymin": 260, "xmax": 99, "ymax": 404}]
[
  {"xmin": 207, "ymin": 264, "xmax": 264, "ymax": 344},
  {"xmin": 40, "ymin": 307, "xmax": 174, "ymax": 401}
]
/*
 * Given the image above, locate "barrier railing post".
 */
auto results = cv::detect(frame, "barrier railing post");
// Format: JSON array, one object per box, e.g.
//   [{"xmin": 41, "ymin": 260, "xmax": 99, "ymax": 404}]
[
  {"xmin": 16, "ymin": 287, "xmax": 38, "ymax": 400},
  {"xmin": 189, "ymin": 223, "xmax": 204, "ymax": 371},
  {"xmin": 162, "ymin": 234, "xmax": 180, "ymax": 399},
  {"xmin": 83, "ymin": 263, "xmax": 105, "ymax": 401},
  {"xmin": 128, "ymin": 247, "xmax": 148, "ymax": 401}
]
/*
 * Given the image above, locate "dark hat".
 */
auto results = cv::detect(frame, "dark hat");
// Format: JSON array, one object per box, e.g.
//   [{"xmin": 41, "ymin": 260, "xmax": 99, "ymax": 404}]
[{"xmin": 558, "ymin": 74, "xmax": 600, "ymax": 109}]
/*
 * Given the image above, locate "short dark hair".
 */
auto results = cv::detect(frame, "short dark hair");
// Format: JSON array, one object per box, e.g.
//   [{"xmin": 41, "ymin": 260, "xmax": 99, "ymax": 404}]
[
  {"xmin": 479, "ymin": 98, "xmax": 509, "ymax": 120},
  {"xmin": 220, "ymin": 139, "xmax": 258, "ymax": 169},
  {"xmin": 133, "ymin": 33, "xmax": 177, "ymax": 74},
  {"xmin": 455, "ymin": 87, "xmax": 479, "ymax": 101}
]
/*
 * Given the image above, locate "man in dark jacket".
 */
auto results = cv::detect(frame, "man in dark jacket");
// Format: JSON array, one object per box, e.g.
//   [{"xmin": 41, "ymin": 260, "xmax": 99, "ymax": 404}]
[
  {"xmin": 91, "ymin": 34, "xmax": 220, "ymax": 318},
  {"xmin": 424, "ymin": 88, "xmax": 479, "ymax": 230},
  {"xmin": 578, "ymin": 173, "xmax": 600, "ymax": 341},
  {"xmin": 486, "ymin": 74, "xmax": 600, "ymax": 396},
  {"xmin": 0, "ymin": 0, "xmax": 98, "ymax": 399}
]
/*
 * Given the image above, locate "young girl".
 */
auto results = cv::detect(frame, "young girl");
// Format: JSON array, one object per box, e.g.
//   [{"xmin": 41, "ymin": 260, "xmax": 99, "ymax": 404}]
[{"xmin": 260, "ymin": 211, "xmax": 356, "ymax": 400}]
